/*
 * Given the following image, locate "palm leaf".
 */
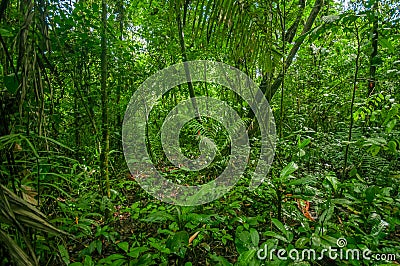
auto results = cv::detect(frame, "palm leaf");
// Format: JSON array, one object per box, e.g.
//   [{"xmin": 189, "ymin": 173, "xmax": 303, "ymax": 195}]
[
  {"xmin": 0, "ymin": 230, "xmax": 36, "ymax": 266},
  {"xmin": 1, "ymin": 184, "xmax": 68, "ymax": 235},
  {"xmin": 0, "ymin": 184, "xmax": 69, "ymax": 266}
]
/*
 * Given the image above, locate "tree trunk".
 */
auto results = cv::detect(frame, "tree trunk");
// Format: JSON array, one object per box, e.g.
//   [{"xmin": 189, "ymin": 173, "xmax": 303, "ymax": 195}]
[
  {"xmin": 176, "ymin": 1, "xmax": 202, "ymax": 122},
  {"xmin": 368, "ymin": 0, "xmax": 378, "ymax": 96},
  {"xmin": 100, "ymin": 0, "xmax": 110, "ymax": 199}
]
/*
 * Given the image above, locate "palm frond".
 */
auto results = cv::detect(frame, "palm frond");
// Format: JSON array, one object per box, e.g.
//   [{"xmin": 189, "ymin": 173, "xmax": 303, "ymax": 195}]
[{"xmin": 0, "ymin": 185, "xmax": 68, "ymax": 266}]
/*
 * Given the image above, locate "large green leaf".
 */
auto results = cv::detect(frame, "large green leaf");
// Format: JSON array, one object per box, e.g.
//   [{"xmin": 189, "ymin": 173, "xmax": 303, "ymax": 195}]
[
  {"xmin": 3, "ymin": 73, "xmax": 19, "ymax": 94},
  {"xmin": 280, "ymin": 162, "xmax": 298, "ymax": 179},
  {"xmin": 166, "ymin": 231, "xmax": 189, "ymax": 258},
  {"xmin": 0, "ymin": 28, "xmax": 13, "ymax": 37}
]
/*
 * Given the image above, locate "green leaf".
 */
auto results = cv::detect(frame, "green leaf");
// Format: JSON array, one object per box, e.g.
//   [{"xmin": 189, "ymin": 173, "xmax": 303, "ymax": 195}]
[
  {"xmin": 111, "ymin": 259, "xmax": 126, "ymax": 266},
  {"xmin": 58, "ymin": 245, "xmax": 70, "ymax": 265},
  {"xmin": 263, "ymin": 231, "xmax": 287, "ymax": 243},
  {"xmin": 237, "ymin": 249, "xmax": 256, "ymax": 264},
  {"xmin": 368, "ymin": 145, "xmax": 381, "ymax": 156},
  {"xmin": 379, "ymin": 38, "xmax": 395, "ymax": 53},
  {"xmin": 370, "ymin": 111, "xmax": 377, "ymax": 121},
  {"xmin": 311, "ymin": 235, "xmax": 321, "ymax": 247},
  {"xmin": 166, "ymin": 231, "xmax": 189, "ymax": 258},
  {"xmin": 0, "ymin": 28, "xmax": 13, "ymax": 37},
  {"xmin": 103, "ymin": 254, "xmax": 125, "ymax": 260},
  {"xmin": 20, "ymin": 135, "xmax": 39, "ymax": 158},
  {"xmin": 3, "ymin": 73, "xmax": 19, "ymax": 94},
  {"xmin": 117, "ymin": 242, "xmax": 129, "ymax": 253},
  {"xmin": 325, "ymin": 174, "xmax": 338, "ymax": 192},
  {"xmin": 298, "ymin": 138, "xmax": 311, "ymax": 149},
  {"xmin": 387, "ymin": 140, "xmax": 397, "ymax": 153},
  {"xmin": 287, "ymin": 177, "xmax": 315, "ymax": 186},
  {"xmin": 295, "ymin": 237, "xmax": 310, "ymax": 248},
  {"xmin": 271, "ymin": 218, "xmax": 288, "ymax": 238},
  {"xmin": 142, "ymin": 210, "xmax": 175, "ymax": 223},
  {"xmin": 365, "ymin": 186, "xmax": 380, "ymax": 203},
  {"xmin": 92, "ymin": 3, "xmax": 99, "ymax": 12},
  {"xmin": 37, "ymin": 136, "xmax": 75, "ymax": 152},
  {"xmin": 332, "ymin": 198, "xmax": 355, "ymax": 206},
  {"xmin": 127, "ymin": 246, "xmax": 149, "ymax": 258},
  {"xmin": 200, "ymin": 242, "xmax": 211, "ymax": 251},
  {"xmin": 149, "ymin": 238, "xmax": 170, "ymax": 254},
  {"xmin": 209, "ymin": 253, "xmax": 233, "ymax": 266},
  {"xmin": 360, "ymin": 110, "xmax": 366, "ymax": 121},
  {"xmin": 237, "ymin": 230, "xmax": 251, "ymax": 245},
  {"xmin": 321, "ymin": 235, "xmax": 340, "ymax": 247},
  {"xmin": 386, "ymin": 119, "xmax": 397, "ymax": 133},
  {"xmin": 83, "ymin": 255, "xmax": 94, "ymax": 266},
  {"xmin": 319, "ymin": 205, "xmax": 334, "ymax": 223},
  {"xmin": 96, "ymin": 240, "xmax": 102, "ymax": 255},
  {"xmin": 280, "ymin": 162, "xmax": 298, "ymax": 179},
  {"xmin": 353, "ymin": 111, "xmax": 359, "ymax": 122},
  {"xmin": 297, "ymin": 149, "xmax": 306, "ymax": 157},
  {"xmin": 249, "ymin": 228, "xmax": 259, "ymax": 247}
]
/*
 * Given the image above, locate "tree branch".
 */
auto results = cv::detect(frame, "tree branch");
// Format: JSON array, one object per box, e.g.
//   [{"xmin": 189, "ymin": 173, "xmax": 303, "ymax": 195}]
[{"xmin": 261, "ymin": 0, "xmax": 324, "ymax": 102}]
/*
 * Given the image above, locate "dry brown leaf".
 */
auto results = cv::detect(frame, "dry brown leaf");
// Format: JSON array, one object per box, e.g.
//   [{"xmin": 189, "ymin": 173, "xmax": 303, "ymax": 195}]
[
  {"xmin": 21, "ymin": 185, "xmax": 38, "ymax": 206},
  {"xmin": 13, "ymin": 143, "xmax": 22, "ymax": 152},
  {"xmin": 189, "ymin": 231, "xmax": 200, "ymax": 244}
]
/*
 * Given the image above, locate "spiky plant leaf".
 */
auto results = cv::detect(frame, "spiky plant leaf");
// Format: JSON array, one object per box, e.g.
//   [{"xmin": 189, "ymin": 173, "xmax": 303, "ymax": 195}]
[
  {"xmin": 0, "ymin": 185, "xmax": 68, "ymax": 235},
  {"xmin": 0, "ymin": 229, "xmax": 36, "ymax": 266}
]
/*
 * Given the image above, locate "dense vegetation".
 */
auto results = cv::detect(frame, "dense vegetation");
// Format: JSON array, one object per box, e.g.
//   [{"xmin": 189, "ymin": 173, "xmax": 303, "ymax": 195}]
[{"xmin": 0, "ymin": 0, "xmax": 399, "ymax": 265}]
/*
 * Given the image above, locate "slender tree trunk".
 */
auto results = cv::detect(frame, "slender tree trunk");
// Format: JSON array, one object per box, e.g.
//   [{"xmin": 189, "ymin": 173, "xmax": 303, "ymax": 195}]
[
  {"xmin": 368, "ymin": 0, "xmax": 378, "ymax": 96},
  {"xmin": 175, "ymin": 1, "xmax": 201, "ymax": 122},
  {"xmin": 343, "ymin": 24, "xmax": 361, "ymax": 178},
  {"xmin": 100, "ymin": 0, "xmax": 110, "ymax": 199},
  {"xmin": 279, "ymin": 0, "xmax": 286, "ymax": 139},
  {"xmin": 116, "ymin": 0, "xmax": 124, "ymax": 130},
  {"xmin": 74, "ymin": 72, "xmax": 80, "ymax": 150}
]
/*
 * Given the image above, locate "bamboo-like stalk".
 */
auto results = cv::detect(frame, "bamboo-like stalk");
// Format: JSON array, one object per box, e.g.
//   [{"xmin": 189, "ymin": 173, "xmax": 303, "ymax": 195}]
[
  {"xmin": 368, "ymin": 0, "xmax": 378, "ymax": 96},
  {"xmin": 100, "ymin": 0, "xmax": 111, "ymax": 199},
  {"xmin": 343, "ymin": 22, "xmax": 361, "ymax": 178}
]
